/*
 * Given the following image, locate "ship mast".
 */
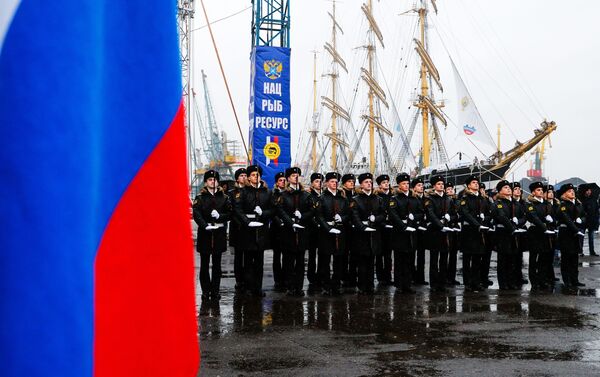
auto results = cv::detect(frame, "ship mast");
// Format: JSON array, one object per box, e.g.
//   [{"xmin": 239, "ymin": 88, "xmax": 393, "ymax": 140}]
[
  {"xmin": 309, "ymin": 51, "xmax": 318, "ymax": 171},
  {"xmin": 418, "ymin": 6, "xmax": 430, "ymax": 169},
  {"xmin": 322, "ymin": 0, "xmax": 349, "ymax": 171},
  {"xmin": 414, "ymin": 0, "xmax": 446, "ymax": 170},
  {"xmin": 360, "ymin": 0, "xmax": 389, "ymax": 174}
]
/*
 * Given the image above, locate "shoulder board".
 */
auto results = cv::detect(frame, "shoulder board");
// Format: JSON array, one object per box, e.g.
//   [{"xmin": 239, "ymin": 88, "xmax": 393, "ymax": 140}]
[
  {"xmin": 235, "ymin": 192, "xmax": 241, "ymax": 199},
  {"xmin": 350, "ymin": 201, "xmax": 356, "ymax": 208},
  {"xmin": 528, "ymin": 206, "xmax": 534, "ymax": 211},
  {"xmin": 389, "ymin": 200, "xmax": 396, "ymax": 207},
  {"xmin": 313, "ymin": 201, "xmax": 320, "ymax": 208},
  {"xmin": 424, "ymin": 200, "xmax": 431, "ymax": 206},
  {"xmin": 460, "ymin": 200, "xmax": 466, "ymax": 206},
  {"xmin": 497, "ymin": 204, "xmax": 503, "ymax": 209},
  {"xmin": 560, "ymin": 206, "xmax": 566, "ymax": 211},
  {"xmin": 276, "ymin": 196, "xmax": 282, "ymax": 204},
  {"xmin": 193, "ymin": 198, "xmax": 198, "ymax": 205}
]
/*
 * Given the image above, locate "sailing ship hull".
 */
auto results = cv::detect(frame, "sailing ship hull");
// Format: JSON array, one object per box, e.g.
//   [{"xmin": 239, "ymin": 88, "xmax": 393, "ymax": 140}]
[{"xmin": 418, "ymin": 162, "xmax": 511, "ymax": 188}]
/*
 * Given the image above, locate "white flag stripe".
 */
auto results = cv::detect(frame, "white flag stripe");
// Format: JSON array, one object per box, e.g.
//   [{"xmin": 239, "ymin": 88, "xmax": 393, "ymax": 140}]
[{"xmin": 0, "ymin": 0, "xmax": 21, "ymax": 53}]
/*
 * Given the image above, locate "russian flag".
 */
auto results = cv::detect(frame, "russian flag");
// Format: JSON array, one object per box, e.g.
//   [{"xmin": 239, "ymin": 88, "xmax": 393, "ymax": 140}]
[{"xmin": 0, "ymin": 1, "xmax": 199, "ymax": 376}]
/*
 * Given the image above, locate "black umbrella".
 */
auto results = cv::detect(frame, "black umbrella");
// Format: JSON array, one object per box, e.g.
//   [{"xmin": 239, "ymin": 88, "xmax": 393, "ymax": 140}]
[{"xmin": 578, "ymin": 182, "xmax": 600, "ymax": 199}]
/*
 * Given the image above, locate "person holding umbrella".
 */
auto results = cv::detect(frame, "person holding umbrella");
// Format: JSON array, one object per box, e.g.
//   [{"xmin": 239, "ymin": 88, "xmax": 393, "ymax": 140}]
[{"xmin": 579, "ymin": 183, "xmax": 600, "ymax": 256}]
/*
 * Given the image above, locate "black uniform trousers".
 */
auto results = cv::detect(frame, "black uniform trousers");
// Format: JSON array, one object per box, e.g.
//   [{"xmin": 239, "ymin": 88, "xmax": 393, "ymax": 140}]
[
  {"xmin": 376, "ymin": 230, "xmax": 393, "ymax": 284},
  {"xmin": 199, "ymin": 252, "xmax": 223, "ymax": 296},
  {"xmin": 318, "ymin": 251, "xmax": 345, "ymax": 291},
  {"xmin": 561, "ymin": 251, "xmax": 579, "ymax": 288},
  {"xmin": 394, "ymin": 250, "xmax": 414, "ymax": 291},
  {"xmin": 446, "ymin": 233, "xmax": 459, "ymax": 284},
  {"xmin": 358, "ymin": 254, "xmax": 375, "ymax": 293},
  {"xmin": 462, "ymin": 253, "xmax": 483, "ymax": 289},
  {"xmin": 307, "ymin": 229, "xmax": 319, "ymax": 285},
  {"xmin": 429, "ymin": 249, "xmax": 448, "ymax": 290},
  {"xmin": 242, "ymin": 249, "xmax": 264, "ymax": 294},
  {"xmin": 414, "ymin": 230, "xmax": 427, "ymax": 283},
  {"xmin": 283, "ymin": 250, "xmax": 305, "ymax": 292},
  {"xmin": 480, "ymin": 233, "xmax": 493, "ymax": 285},
  {"xmin": 234, "ymin": 248, "xmax": 244, "ymax": 287},
  {"xmin": 344, "ymin": 230, "xmax": 358, "ymax": 287},
  {"xmin": 272, "ymin": 246, "xmax": 284, "ymax": 287}
]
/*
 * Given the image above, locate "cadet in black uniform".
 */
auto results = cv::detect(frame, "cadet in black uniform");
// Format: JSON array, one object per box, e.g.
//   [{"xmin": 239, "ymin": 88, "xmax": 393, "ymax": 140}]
[
  {"xmin": 376, "ymin": 174, "xmax": 393, "ymax": 286},
  {"xmin": 229, "ymin": 168, "xmax": 247, "ymax": 291},
  {"xmin": 511, "ymin": 182, "xmax": 529, "ymax": 285},
  {"xmin": 277, "ymin": 167, "xmax": 315, "ymax": 297},
  {"xmin": 459, "ymin": 175, "xmax": 489, "ymax": 292},
  {"xmin": 545, "ymin": 185, "xmax": 560, "ymax": 284},
  {"xmin": 581, "ymin": 185, "xmax": 599, "ymax": 256},
  {"xmin": 193, "ymin": 170, "xmax": 232, "ymax": 301},
  {"xmin": 424, "ymin": 175, "xmax": 457, "ymax": 292},
  {"xmin": 492, "ymin": 180, "xmax": 520, "ymax": 290},
  {"xmin": 341, "ymin": 173, "xmax": 358, "ymax": 288},
  {"xmin": 445, "ymin": 182, "xmax": 461, "ymax": 285},
  {"xmin": 307, "ymin": 173, "xmax": 323, "ymax": 289},
  {"xmin": 411, "ymin": 178, "xmax": 428, "ymax": 285},
  {"xmin": 479, "ymin": 183, "xmax": 494, "ymax": 288},
  {"xmin": 316, "ymin": 172, "xmax": 351, "ymax": 295},
  {"xmin": 526, "ymin": 181, "xmax": 556, "ymax": 290},
  {"xmin": 271, "ymin": 171, "xmax": 287, "ymax": 291},
  {"xmin": 388, "ymin": 173, "xmax": 417, "ymax": 293},
  {"xmin": 232, "ymin": 165, "xmax": 273, "ymax": 297},
  {"xmin": 350, "ymin": 173, "xmax": 385, "ymax": 294},
  {"xmin": 557, "ymin": 183, "xmax": 586, "ymax": 289}
]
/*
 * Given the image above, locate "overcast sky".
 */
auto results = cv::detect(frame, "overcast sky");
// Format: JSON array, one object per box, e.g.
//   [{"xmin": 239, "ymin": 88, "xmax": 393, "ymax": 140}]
[{"xmin": 191, "ymin": 0, "xmax": 600, "ymax": 184}]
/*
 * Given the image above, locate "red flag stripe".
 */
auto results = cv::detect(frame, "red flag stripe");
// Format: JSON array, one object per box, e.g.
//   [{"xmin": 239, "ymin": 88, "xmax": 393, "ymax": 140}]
[{"xmin": 94, "ymin": 104, "xmax": 199, "ymax": 377}]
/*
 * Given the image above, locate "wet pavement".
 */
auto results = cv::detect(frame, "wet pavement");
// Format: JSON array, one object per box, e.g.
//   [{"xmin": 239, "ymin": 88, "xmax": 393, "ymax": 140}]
[{"xmin": 196, "ymin": 237, "xmax": 600, "ymax": 376}]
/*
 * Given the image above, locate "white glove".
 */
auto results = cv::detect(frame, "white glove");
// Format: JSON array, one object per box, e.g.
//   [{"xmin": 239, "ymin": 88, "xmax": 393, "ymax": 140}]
[
  {"xmin": 254, "ymin": 206, "xmax": 263, "ymax": 216},
  {"xmin": 294, "ymin": 210, "xmax": 301, "ymax": 219},
  {"xmin": 545, "ymin": 215, "xmax": 553, "ymax": 222},
  {"xmin": 292, "ymin": 223, "xmax": 305, "ymax": 229},
  {"xmin": 211, "ymin": 209, "xmax": 220, "ymax": 219},
  {"xmin": 544, "ymin": 230, "xmax": 555, "ymax": 235},
  {"xmin": 418, "ymin": 226, "xmax": 427, "ymax": 231},
  {"xmin": 453, "ymin": 228, "xmax": 461, "ymax": 232},
  {"xmin": 577, "ymin": 231, "xmax": 585, "ymax": 237},
  {"xmin": 385, "ymin": 224, "xmax": 394, "ymax": 229},
  {"xmin": 512, "ymin": 217, "xmax": 518, "ymax": 225},
  {"xmin": 444, "ymin": 214, "xmax": 451, "ymax": 221},
  {"xmin": 513, "ymin": 228, "xmax": 526, "ymax": 234},
  {"xmin": 248, "ymin": 221, "xmax": 264, "ymax": 228},
  {"xmin": 575, "ymin": 218, "xmax": 582, "ymax": 224},
  {"xmin": 406, "ymin": 226, "xmax": 416, "ymax": 232},
  {"xmin": 369, "ymin": 215, "xmax": 375, "ymax": 222},
  {"xmin": 479, "ymin": 225, "xmax": 489, "ymax": 231},
  {"xmin": 442, "ymin": 226, "xmax": 452, "ymax": 232},
  {"xmin": 364, "ymin": 227, "xmax": 376, "ymax": 232},
  {"xmin": 408, "ymin": 213, "xmax": 415, "ymax": 221},
  {"xmin": 205, "ymin": 225, "xmax": 218, "ymax": 231},
  {"xmin": 479, "ymin": 213, "xmax": 485, "ymax": 220},
  {"xmin": 329, "ymin": 228, "xmax": 341, "ymax": 234},
  {"xmin": 334, "ymin": 214, "xmax": 342, "ymax": 222}
]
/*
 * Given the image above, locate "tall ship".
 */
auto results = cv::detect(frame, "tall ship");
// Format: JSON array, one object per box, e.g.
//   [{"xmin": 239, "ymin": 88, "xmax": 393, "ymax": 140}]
[{"xmin": 295, "ymin": 0, "xmax": 556, "ymax": 187}]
